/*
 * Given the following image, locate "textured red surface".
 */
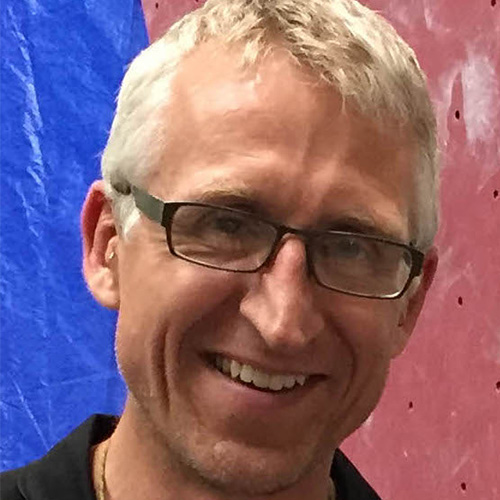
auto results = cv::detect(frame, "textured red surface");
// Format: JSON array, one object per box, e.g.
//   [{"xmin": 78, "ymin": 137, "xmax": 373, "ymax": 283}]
[{"xmin": 142, "ymin": 1, "xmax": 500, "ymax": 498}]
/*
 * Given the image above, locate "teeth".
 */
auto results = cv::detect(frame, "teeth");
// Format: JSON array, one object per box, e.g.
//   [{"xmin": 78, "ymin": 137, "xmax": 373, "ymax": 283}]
[
  {"xmin": 230, "ymin": 360, "xmax": 241, "ymax": 379},
  {"xmin": 252, "ymin": 369, "xmax": 270, "ymax": 389},
  {"xmin": 222, "ymin": 357, "xmax": 231, "ymax": 375},
  {"xmin": 239, "ymin": 364, "xmax": 253, "ymax": 383},
  {"xmin": 269, "ymin": 375, "xmax": 285, "ymax": 391},
  {"xmin": 214, "ymin": 356, "xmax": 308, "ymax": 391}
]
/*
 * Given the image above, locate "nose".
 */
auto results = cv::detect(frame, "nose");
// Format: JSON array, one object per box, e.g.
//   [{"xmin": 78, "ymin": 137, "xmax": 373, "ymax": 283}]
[{"xmin": 239, "ymin": 237, "xmax": 326, "ymax": 353}]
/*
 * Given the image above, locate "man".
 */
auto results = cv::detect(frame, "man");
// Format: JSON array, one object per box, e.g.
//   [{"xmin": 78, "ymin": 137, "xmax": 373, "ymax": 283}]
[{"xmin": 1, "ymin": 0, "xmax": 439, "ymax": 498}]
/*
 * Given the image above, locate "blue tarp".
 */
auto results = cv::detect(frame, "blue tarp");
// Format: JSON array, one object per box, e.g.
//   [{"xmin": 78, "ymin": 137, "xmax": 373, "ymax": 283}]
[{"xmin": 0, "ymin": 0, "xmax": 148, "ymax": 470}]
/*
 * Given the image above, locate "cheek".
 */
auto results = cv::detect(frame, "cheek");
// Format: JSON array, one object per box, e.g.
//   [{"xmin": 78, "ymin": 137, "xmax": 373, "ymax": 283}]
[
  {"xmin": 331, "ymin": 298, "xmax": 400, "ymax": 392},
  {"xmin": 341, "ymin": 298, "xmax": 400, "ymax": 352},
  {"xmin": 324, "ymin": 300, "xmax": 398, "ymax": 438},
  {"xmin": 114, "ymin": 258, "xmax": 244, "ymax": 398}
]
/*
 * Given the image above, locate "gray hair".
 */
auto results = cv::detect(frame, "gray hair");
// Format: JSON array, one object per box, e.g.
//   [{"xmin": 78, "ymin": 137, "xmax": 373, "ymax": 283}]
[{"xmin": 101, "ymin": 0, "xmax": 439, "ymax": 249}]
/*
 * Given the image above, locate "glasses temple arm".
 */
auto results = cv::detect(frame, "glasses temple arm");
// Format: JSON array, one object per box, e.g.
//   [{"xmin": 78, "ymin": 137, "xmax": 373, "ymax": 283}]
[{"xmin": 131, "ymin": 185, "xmax": 164, "ymax": 224}]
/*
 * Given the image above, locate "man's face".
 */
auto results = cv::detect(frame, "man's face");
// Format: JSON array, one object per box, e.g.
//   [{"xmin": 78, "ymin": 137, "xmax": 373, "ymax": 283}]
[{"xmin": 113, "ymin": 45, "xmax": 420, "ymax": 494}]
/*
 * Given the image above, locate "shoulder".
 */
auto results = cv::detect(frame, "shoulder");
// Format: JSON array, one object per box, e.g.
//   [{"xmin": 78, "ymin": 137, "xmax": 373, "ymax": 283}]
[
  {"xmin": 331, "ymin": 449, "xmax": 382, "ymax": 500},
  {"xmin": 0, "ymin": 468, "xmax": 25, "ymax": 500},
  {"xmin": 0, "ymin": 414, "xmax": 118, "ymax": 500}
]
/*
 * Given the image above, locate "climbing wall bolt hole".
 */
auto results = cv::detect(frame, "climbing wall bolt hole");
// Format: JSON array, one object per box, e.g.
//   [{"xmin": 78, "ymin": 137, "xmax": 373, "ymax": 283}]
[
  {"xmin": 155, "ymin": 2, "xmax": 159, "ymax": 8},
  {"xmin": 492, "ymin": 0, "xmax": 497, "ymax": 7},
  {"xmin": 408, "ymin": 401, "xmax": 414, "ymax": 410},
  {"xmin": 458, "ymin": 296, "xmax": 463, "ymax": 306},
  {"xmin": 494, "ymin": 190, "xmax": 499, "ymax": 199},
  {"xmin": 455, "ymin": 110, "xmax": 461, "ymax": 120},
  {"xmin": 460, "ymin": 482, "xmax": 467, "ymax": 491},
  {"xmin": 496, "ymin": 381, "xmax": 500, "ymax": 391}
]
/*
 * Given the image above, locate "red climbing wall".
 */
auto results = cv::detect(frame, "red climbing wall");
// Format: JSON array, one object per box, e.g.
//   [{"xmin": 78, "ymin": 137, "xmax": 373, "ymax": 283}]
[{"xmin": 142, "ymin": 1, "xmax": 500, "ymax": 498}]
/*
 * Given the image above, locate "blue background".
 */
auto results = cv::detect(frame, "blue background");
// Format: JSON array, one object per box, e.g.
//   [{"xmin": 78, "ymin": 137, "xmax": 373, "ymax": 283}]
[{"xmin": 1, "ymin": 0, "xmax": 148, "ymax": 471}]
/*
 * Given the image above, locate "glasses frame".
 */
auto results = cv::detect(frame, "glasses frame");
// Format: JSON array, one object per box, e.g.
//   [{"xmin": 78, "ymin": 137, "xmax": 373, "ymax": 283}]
[{"xmin": 131, "ymin": 185, "xmax": 425, "ymax": 300}]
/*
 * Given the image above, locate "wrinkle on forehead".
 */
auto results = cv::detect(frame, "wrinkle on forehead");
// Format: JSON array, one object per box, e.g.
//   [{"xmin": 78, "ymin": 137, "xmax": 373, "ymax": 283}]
[{"xmin": 149, "ymin": 42, "xmax": 416, "ymax": 243}]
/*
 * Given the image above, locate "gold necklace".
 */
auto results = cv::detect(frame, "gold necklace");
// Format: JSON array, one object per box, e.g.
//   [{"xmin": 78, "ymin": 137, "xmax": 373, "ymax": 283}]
[
  {"xmin": 93, "ymin": 440, "xmax": 335, "ymax": 500},
  {"xmin": 93, "ymin": 439, "xmax": 110, "ymax": 500},
  {"xmin": 328, "ymin": 477, "xmax": 336, "ymax": 500}
]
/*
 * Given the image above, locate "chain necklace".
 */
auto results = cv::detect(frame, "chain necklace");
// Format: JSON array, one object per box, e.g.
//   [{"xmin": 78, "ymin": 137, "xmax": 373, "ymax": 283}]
[
  {"xmin": 328, "ymin": 478, "xmax": 336, "ymax": 500},
  {"xmin": 94, "ymin": 439, "xmax": 110, "ymax": 500},
  {"xmin": 93, "ymin": 440, "xmax": 335, "ymax": 500}
]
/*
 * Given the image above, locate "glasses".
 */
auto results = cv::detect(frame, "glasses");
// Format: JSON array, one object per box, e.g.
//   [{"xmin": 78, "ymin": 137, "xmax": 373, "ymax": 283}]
[{"xmin": 130, "ymin": 185, "xmax": 424, "ymax": 299}]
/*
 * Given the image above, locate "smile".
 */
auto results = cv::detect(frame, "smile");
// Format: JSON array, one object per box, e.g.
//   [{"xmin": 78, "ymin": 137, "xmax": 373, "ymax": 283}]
[{"xmin": 213, "ymin": 355, "xmax": 308, "ymax": 392}]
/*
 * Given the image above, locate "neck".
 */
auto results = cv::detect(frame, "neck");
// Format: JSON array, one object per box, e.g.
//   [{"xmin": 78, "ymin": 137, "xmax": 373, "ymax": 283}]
[{"xmin": 101, "ymin": 399, "xmax": 335, "ymax": 500}]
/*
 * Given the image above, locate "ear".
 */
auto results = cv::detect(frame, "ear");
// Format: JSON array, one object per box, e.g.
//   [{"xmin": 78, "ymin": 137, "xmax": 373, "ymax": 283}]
[
  {"xmin": 81, "ymin": 180, "xmax": 120, "ymax": 309},
  {"xmin": 391, "ymin": 246, "xmax": 438, "ymax": 357}
]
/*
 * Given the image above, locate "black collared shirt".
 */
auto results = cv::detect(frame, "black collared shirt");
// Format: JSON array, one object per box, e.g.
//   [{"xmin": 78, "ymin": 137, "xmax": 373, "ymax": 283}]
[{"xmin": 1, "ymin": 415, "xmax": 381, "ymax": 500}]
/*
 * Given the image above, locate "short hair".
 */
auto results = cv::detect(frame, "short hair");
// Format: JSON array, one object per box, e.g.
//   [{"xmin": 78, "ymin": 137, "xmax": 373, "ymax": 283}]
[{"xmin": 101, "ymin": 0, "xmax": 439, "ymax": 249}]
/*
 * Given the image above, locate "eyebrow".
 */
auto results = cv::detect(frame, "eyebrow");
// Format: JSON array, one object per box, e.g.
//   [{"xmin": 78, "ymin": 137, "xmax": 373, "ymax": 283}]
[
  {"xmin": 191, "ymin": 188, "xmax": 271, "ymax": 216},
  {"xmin": 186, "ymin": 188, "xmax": 405, "ymax": 242},
  {"xmin": 321, "ymin": 216, "xmax": 405, "ymax": 242}
]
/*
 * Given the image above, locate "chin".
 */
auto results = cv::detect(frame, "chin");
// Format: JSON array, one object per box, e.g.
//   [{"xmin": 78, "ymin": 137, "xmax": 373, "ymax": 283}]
[{"xmin": 168, "ymin": 430, "xmax": 323, "ymax": 496}]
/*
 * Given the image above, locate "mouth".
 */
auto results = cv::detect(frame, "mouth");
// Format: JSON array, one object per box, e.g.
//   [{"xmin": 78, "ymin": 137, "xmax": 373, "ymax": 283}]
[{"xmin": 208, "ymin": 354, "xmax": 311, "ymax": 393}]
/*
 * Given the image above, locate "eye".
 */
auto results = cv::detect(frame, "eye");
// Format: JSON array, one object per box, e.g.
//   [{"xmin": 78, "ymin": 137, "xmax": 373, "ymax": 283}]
[
  {"xmin": 210, "ymin": 214, "xmax": 246, "ymax": 235},
  {"xmin": 319, "ymin": 236, "xmax": 368, "ymax": 260},
  {"xmin": 332, "ymin": 238, "xmax": 364, "ymax": 258}
]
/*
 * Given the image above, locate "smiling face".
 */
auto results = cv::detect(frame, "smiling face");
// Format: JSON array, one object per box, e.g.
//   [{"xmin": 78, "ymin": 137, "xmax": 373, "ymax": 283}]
[{"xmin": 106, "ymin": 44, "xmax": 429, "ymax": 496}]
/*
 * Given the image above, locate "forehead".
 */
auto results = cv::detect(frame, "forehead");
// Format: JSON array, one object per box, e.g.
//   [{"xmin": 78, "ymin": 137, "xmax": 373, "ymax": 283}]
[{"xmin": 148, "ymin": 43, "xmax": 417, "ymax": 240}]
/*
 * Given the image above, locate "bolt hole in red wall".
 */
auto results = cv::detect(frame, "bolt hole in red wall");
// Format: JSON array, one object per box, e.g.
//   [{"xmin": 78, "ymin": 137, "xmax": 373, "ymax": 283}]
[
  {"xmin": 461, "ymin": 482, "xmax": 467, "ymax": 491},
  {"xmin": 458, "ymin": 296, "xmax": 463, "ymax": 306},
  {"xmin": 494, "ymin": 190, "xmax": 499, "ymax": 199},
  {"xmin": 408, "ymin": 401, "xmax": 414, "ymax": 410},
  {"xmin": 455, "ymin": 109, "xmax": 461, "ymax": 120},
  {"xmin": 496, "ymin": 381, "xmax": 500, "ymax": 391},
  {"xmin": 492, "ymin": 0, "xmax": 497, "ymax": 7}
]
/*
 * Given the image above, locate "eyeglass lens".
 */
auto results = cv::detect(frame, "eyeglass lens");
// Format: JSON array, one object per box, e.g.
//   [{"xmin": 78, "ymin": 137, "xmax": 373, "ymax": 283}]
[
  {"xmin": 310, "ymin": 233, "xmax": 412, "ymax": 296},
  {"xmin": 169, "ymin": 204, "xmax": 412, "ymax": 297},
  {"xmin": 171, "ymin": 204, "xmax": 277, "ymax": 270}
]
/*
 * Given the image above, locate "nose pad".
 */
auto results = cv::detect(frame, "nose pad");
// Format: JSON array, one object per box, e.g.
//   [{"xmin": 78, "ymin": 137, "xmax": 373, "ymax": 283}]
[{"xmin": 240, "ymin": 237, "xmax": 325, "ymax": 353}]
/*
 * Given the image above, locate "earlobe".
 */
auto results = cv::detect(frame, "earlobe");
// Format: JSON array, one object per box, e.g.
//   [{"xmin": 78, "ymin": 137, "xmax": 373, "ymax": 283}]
[
  {"xmin": 81, "ymin": 180, "xmax": 120, "ymax": 309},
  {"xmin": 391, "ymin": 246, "xmax": 439, "ymax": 357}
]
